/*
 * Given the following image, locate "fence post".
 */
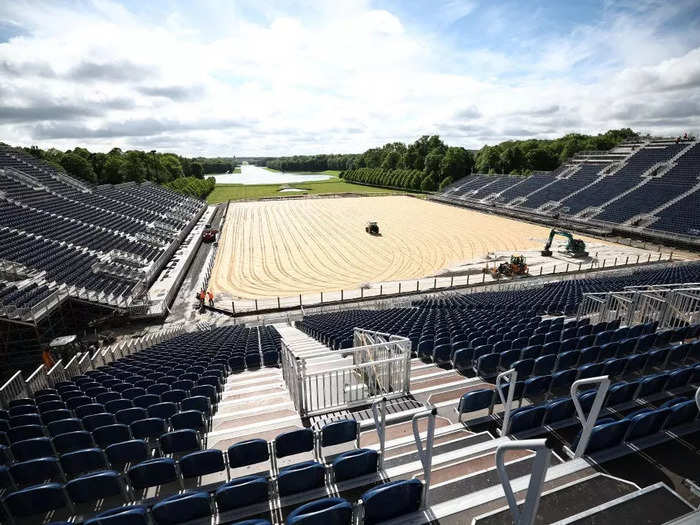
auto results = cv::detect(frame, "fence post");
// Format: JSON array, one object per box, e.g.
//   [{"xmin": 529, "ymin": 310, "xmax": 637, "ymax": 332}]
[
  {"xmin": 658, "ymin": 253, "xmax": 662, "ymax": 261},
  {"xmin": 320, "ymin": 292, "xmax": 323, "ymax": 304},
  {"xmin": 566, "ymin": 263, "xmax": 569, "ymax": 273},
  {"xmin": 578, "ymin": 262, "xmax": 582, "ymax": 272},
  {"xmin": 552, "ymin": 265, "xmax": 556, "ymax": 274},
  {"xmin": 416, "ymin": 281, "xmax": 419, "ymax": 292},
  {"xmin": 341, "ymin": 290, "xmax": 343, "ymax": 301},
  {"xmin": 539, "ymin": 266, "xmax": 543, "ymax": 276},
  {"xmin": 647, "ymin": 254, "xmax": 651, "ymax": 262},
  {"xmin": 254, "ymin": 299, "xmax": 258, "ymax": 311},
  {"xmin": 299, "ymin": 294, "xmax": 302, "ymax": 306},
  {"xmin": 466, "ymin": 274, "xmax": 470, "ymax": 285},
  {"xmin": 380, "ymin": 285, "xmax": 383, "ymax": 296},
  {"xmin": 231, "ymin": 301, "xmax": 235, "ymax": 314},
  {"xmin": 361, "ymin": 287, "xmax": 364, "ymax": 298},
  {"xmin": 277, "ymin": 297, "xmax": 281, "ymax": 309},
  {"xmin": 482, "ymin": 272, "xmax": 485, "ymax": 283},
  {"xmin": 602, "ymin": 259, "xmax": 606, "ymax": 268},
  {"xmin": 625, "ymin": 256, "xmax": 629, "ymax": 265},
  {"xmin": 636, "ymin": 254, "xmax": 640, "ymax": 264},
  {"xmin": 450, "ymin": 276, "xmax": 454, "ymax": 287},
  {"xmin": 614, "ymin": 257, "xmax": 617, "ymax": 267},
  {"xmin": 669, "ymin": 252, "xmax": 673, "ymax": 261}
]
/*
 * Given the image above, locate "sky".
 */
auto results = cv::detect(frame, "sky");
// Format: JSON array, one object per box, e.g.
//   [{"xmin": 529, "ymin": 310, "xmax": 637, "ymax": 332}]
[{"xmin": 1, "ymin": 0, "xmax": 699, "ymax": 157}]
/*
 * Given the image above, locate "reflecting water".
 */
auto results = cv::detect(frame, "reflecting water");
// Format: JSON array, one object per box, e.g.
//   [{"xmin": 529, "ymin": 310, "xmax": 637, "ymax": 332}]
[{"xmin": 212, "ymin": 165, "xmax": 332, "ymax": 185}]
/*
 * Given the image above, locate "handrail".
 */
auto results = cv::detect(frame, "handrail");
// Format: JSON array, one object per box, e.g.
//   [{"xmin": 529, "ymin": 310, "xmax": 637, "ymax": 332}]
[
  {"xmin": 496, "ymin": 438, "xmax": 553, "ymax": 525},
  {"xmin": 371, "ymin": 397, "xmax": 387, "ymax": 470},
  {"xmin": 570, "ymin": 375, "xmax": 610, "ymax": 458},
  {"xmin": 495, "ymin": 368, "xmax": 517, "ymax": 435},
  {"xmin": 412, "ymin": 406, "xmax": 437, "ymax": 508}
]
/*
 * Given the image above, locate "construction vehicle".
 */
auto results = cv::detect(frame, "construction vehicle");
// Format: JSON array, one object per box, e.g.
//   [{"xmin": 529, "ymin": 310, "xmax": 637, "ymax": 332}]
[
  {"xmin": 541, "ymin": 229, "xmax": 588, "ymax": 257},
  {"xmin": 484, "ymin": 254, "xmax": 529, "ymax": 279},
  {"xmin": 202, "ymin": 228, "xmax": 218, "ymax": 243},
  {"xmin": 365, "ymin": 221, "xmax": 379, "ymax": 235}
]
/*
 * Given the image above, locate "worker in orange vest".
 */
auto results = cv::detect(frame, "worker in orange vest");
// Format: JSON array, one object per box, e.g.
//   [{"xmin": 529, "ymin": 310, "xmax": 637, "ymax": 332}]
[
  {"xmin": 198, "ymin": 290, "xmax": 206, "ymax": 308},
  {"xmin": 207, "ymin": 291, "xmax": 214, "ymax": 307},
  {"xmin": 42, "ymin": 348, "xmax": 55, "ymax": 368}
]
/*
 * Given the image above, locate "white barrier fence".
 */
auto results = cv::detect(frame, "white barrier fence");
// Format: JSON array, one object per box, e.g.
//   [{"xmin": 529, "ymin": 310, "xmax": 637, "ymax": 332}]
[
  {"xmin": 281, "ymin": 328, "xmax": 412, "ymax": 417},
  {"xmin": 229, "ymin": 252, "xmax": 674, "ymax": 315},
  {"xmin": 577, "ymin": 285, "xmax": 700, "ymax": 329},
  {"xmin": 0, "ymin": 323, "xmax": 187, "ymax": 408}
]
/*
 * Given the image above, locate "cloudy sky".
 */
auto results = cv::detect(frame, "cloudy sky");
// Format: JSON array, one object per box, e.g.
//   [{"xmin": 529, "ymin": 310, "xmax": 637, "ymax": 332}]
[{"xmin": 1, "ymin": 0, "xmax": 699, "ymax": 156}]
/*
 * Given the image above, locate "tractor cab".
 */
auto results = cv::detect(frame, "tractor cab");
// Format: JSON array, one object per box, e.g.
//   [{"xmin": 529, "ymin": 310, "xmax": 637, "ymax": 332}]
[
  {"xmin": 365, "ymin": 221, "xmax": 380, "ymax": 235},
  {"xmin": 49, "ymin": 335, "xmax": 81, "ymax": 363}
]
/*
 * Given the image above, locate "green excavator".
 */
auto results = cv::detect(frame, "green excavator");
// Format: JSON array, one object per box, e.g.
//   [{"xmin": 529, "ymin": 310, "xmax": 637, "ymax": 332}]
[{"xmin": 541, "ymin": 229, "xmax": 588, "ymax": 258}]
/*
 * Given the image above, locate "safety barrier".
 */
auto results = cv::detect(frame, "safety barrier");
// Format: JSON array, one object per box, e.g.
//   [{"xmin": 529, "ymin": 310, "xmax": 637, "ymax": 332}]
[
  {"xmin": 281, "ymin": 328, "xmax": 412, "ymax": 417},
  {"xmin": 0, "ymin": 323, "xmax": 187, "ymax": 408},
  {"xmin": 577, "ymin": 285, "xmax": 700, "ymax": 329},
  {"xmin": 228, "ymin": 252, "xmax": 674, "ymax": 315}
]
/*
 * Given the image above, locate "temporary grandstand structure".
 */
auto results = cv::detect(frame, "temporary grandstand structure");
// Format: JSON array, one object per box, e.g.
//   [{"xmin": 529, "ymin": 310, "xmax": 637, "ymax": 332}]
[{"xmin": 436, "ymin": 138, "xmax": 700, "ymax": 246}]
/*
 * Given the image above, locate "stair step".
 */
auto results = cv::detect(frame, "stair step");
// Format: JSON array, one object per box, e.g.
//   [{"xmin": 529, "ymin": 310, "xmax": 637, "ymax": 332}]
[
  {"xmin": 550, "ymin": 482, "xmax": 695, "ymax": 525},
  {"xmin": 472, "ymin": 474, "xmax": 638, "ymax": 525}
]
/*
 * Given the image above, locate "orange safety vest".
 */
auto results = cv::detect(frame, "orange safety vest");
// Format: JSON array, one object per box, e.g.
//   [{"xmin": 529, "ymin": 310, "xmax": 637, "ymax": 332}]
[
  {"xmin": 207, "ymin": 292, "xmax": 213, "ymax": 300},
  {"xmin": 199, "ymin": 291, "xmax": 206, "ymax": 300},
  {"xmin": 42, "ymin": 350, "xmax": 55, "ymax": 368}
]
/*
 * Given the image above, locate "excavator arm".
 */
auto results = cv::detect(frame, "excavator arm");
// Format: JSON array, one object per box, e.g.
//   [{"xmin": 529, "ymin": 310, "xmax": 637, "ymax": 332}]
[{"xmin": 541, "ymin": 229, "xmax": 587, "ymax": 257}]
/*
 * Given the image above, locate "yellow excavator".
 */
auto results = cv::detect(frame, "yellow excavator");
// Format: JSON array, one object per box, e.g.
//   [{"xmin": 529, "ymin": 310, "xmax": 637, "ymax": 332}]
[
  {"xmin": 485, "ymin": 254, "xmax": 529, "ymax": 279},
  {"xmin": 541, "ymin": 229, "xmax": 588, "ymax": 257}
]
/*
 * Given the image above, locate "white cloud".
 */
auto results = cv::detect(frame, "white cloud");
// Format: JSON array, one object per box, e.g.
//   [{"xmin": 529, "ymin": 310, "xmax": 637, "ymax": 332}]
[{"xmin": 0, "ymin": 0, "xmax": 698, "ymax": 156}]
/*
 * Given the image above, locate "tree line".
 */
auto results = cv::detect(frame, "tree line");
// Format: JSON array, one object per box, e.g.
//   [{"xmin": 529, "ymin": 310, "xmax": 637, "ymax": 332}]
[
  {"xmin": 265, "ymin": 154, "xmax": 359, "ymax": 172},
  {"xmin": 14, "ymin": 145, "xmax": 227, "ymax": 198},
  {"xmin": 262, "ymin": 129, "xmax": 637, "ymax": 193},
  {"xmin": 164, "ymin": 176, "xmax": 216, "ymax": 199}
]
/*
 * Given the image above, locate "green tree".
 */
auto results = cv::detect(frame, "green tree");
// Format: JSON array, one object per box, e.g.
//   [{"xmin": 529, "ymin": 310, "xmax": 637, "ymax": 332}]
[
  {"xmin": 102, "ymin": 156, "xmax": 124, "ymax": 184},
  {"xmin": 60, "ymin": 152, "xmax": 96, "ymax": 183},
  {"xmin": 122, "ymin": 151, "xmax": 147, "ymax": 183},
  {"xmin": 191, "ymin": 162, "xmax": 204, "ymax": 179},
  {"xmin": 440, "ymin": 147, "xmax": 473, "ymax": 181}
]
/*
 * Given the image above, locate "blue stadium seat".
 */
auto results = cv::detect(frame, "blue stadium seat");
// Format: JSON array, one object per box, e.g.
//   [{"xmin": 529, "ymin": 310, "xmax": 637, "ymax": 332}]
[
  {"xmin": 60, "ymin": 447, "xmax": 108, "ymax": 478},
  {"xmin": 160, "ymin": 429, "xmax": 200, "ymax": 455},
  {"xmin": 47, "ymin": 418, "xmax": 83, "ymax": 437},
  {"xmin": 360, "ymin": 479, "xmax": 423, "ymax": 525},
  {"xmin": 133, "ymin": 394, "xmax": 161, "ymax": 410},
  {"xmin": 83, "ymin": 505, "xmax": 149, "ymax": 525},
  {"xmin": 457, "ymin": 389, "xmax": 494, "ymax": 416},
  {"xmin": 3, "ymin": 482, "xmax": 70, "ymax": 519},
  {"xmin": 171, "ymin": 410, "xmax": 206, "ymax": 433},
  {"xmin": 523, "ymin": 376, "xmax": 552, "ymax": 398},
  {"xmin": 215, "ymin": 475, "xmax": 269, "ymax": 512},
  {"xmin": 228, "ymin": 438, "xmax": 270, "ymax": 471},
  {"xmin": 151, "ymin": 490, "xmax": 212, "ymax": 524},
  {"xmin": 9, "ymin": 457, "xmax": 63, "ymax": 486},
  {"xmin": 12, "ymin": 436, "xmax": 54, "ymax": 461},
  {"xmin": 626, "ymin": 408, "xmax": 671, "ymax": 441},
  {"xmin": 452, "ymin": 348, "xmax": 474, "ymax": 374},
  {"xmin": 53, "ymin": 430, "xmax": 95, "ymax": 454},
  {"xmin": 332, "ymin": 448, "xmax": 378, "ymax": 482},
  {"xmin": 94, "ymin": 424, "xmax": 132, "ymax": 448},
  {"xmin": 275, "ymin": 428, "xmax": 314, "ymax": 459},
  {"xmin": 509, "ymin": 405, "xmax": 546, "ymax": 434},
  {"xmin": 476, "ymin": 353, "xmax": 500, "ymax": 378},
  {"xmin": 616, "ymin": 338, "xmax": 637, "ymax": 356},
  {"xmin": 65, "ymin": 469, "xmax": 125, "ymax": 504},
  {"xmin": 637, "ymin": 373, "xmax": 670, "ymax": 397},
  {"xmin": 664, "ymin": 400, "xmax": 698, "ymax": 428},
  {"xmin": 127, "ymin": 457, "xmax": 179, "ymax": 489},
  {"xmin": 287, "ymin": 497, "xmax": 353, "ymax": 525},
  {"xmin": 41, "ymin": 409, "xmax": 73, "ymax": 425},
  {"xmin": 321, "ymin": 419, "xmax": 358, "ymax": 449},
  {"xmin": 583, "ymin": 420, "xmax": 631, "ymax": 453},
  {"xmin": 179, "ymin": 449, "xmax": 226, "ymax": 478},
  {"xmin": 83, "ymin": 412, "xmax": 117, "ymax": 432},
  {"xmin": 512, "ymin": 359, "xmax": 534, "ymax": 378},
  {"xmin": 543, "ymin": 398, "xmax": 575, "ymax": 424},
  {"xmin": 533, "ymin": 354, "xmax": 556, "ymax": 376},
  {"xmin": 665, "ymin": 368, "xmax": 693, "ymax": 390},
  {"xmin": 148, "ymin": 402, "xmax": 179, "ymax": 422},
  {"xmin": 106, "ymin": 439, "xmax": 150, "ymax": 471},
  {"xmin": 277, "ymin": 460, "xmax": 325, "ymax": 496}
]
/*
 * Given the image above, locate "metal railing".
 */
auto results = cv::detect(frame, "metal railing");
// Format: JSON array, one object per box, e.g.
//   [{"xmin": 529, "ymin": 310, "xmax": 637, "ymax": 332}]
[
  {"xmin": 281, "ymin": 328, "xmax": 412, "ymax": 417},
  {"xmin": 577, "ymin": 285, "xmax": 700, "ymax": 329},
  {"xmin": 0, "ymin": 324, "xmax": 187, "ymax": 408}
]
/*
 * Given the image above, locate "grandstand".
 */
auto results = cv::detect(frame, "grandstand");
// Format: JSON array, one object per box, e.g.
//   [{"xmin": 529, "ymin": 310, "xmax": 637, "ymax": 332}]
[
  {"xmin": 437, "ymin": 138, "xmax": 700, "ymax": 244},
  {"xmin": 0, "ymin": 145, "xmax": 208, "ymax": 372},
  {"xmin": 0, "ymin": 135, "xmax": 699, "ymax": 524},
  {"xmin": 0, "ymin": 253, "xmax": 697, "ymax": 524}
]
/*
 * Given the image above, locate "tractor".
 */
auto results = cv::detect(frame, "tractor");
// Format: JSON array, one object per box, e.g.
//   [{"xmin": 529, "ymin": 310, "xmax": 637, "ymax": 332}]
[
  {"xmin": 541, "ymin": 229, "xmax": 588, "ymax": 257},
  {"xmin": 365, "ymin": 221, "xmax": 380, "ymax": 235},
  {"xmin": 202, "ymin": 228, "xmax": 218, "ymax": 243},
  {"xmin": 484, "ymin": 254, "xmax": 529, "ymax": 279}
]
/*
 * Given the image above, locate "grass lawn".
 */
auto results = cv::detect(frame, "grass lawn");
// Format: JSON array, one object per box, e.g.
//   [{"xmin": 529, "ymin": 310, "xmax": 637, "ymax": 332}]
[{"xmin": 207, "ymin": 174, "xmax": 415, "ymax": 203}]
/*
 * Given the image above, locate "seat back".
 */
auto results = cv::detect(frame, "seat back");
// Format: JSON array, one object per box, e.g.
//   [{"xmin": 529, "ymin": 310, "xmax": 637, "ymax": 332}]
[
  {"xmin": 287, "ymin": 497, "xmax": 353, "ymax": 525},
  {"xmin": 361, "ymin": 479, "xmax": 423, "ymax": 525},
  {"xmin": 214, "ymin": 474, "xmax": 269, "ymax": 512},
  {"xmin": 151, "ymin": 490, "xmax": 212, "ymax": 524},
  {"xmin": 332, "ymin": 448, "xmax": 378, "ymax": 482}
]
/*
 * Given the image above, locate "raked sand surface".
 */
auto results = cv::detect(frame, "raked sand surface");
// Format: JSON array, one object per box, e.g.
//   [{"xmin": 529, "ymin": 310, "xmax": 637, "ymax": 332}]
[{"xmin": 209, "ymin": 196, "xmax": 612, "ymax": 299}]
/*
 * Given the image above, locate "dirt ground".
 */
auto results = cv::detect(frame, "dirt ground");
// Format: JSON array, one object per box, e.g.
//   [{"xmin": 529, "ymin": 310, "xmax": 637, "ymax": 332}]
[{"xmin": 208, "ymin": 196, "xmax": 648, "ymax": 300}]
